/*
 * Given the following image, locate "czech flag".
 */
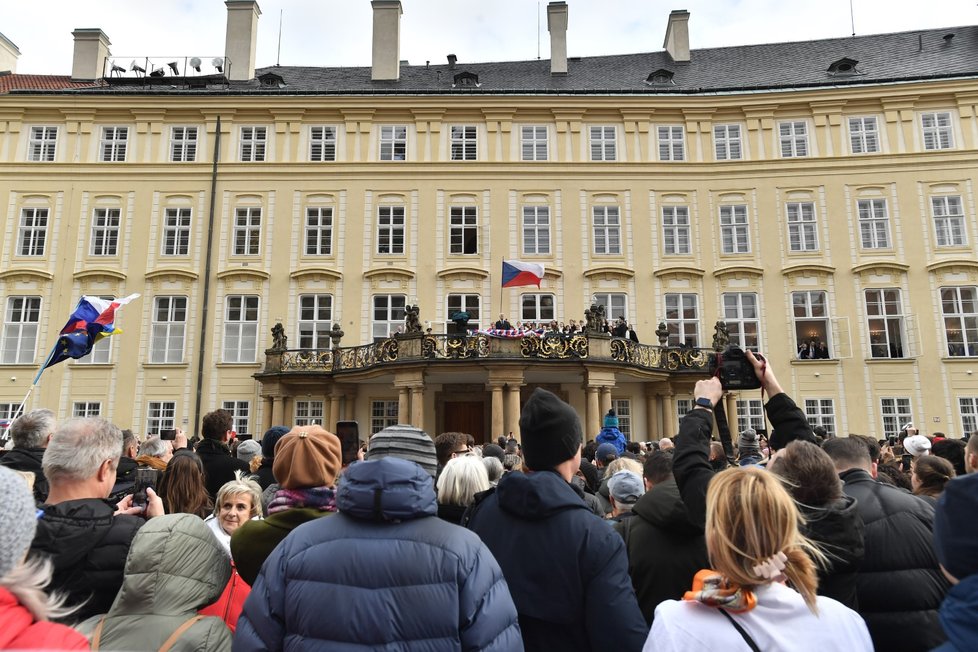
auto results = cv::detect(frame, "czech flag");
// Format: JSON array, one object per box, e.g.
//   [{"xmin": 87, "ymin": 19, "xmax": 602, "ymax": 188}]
[
  {"xmin": 44, "ymin": 294, "xmax": 140, "ymax": 369},
  {"xmin": 502, "ymin": 260, "xmax": 545, "ymax": 288}
]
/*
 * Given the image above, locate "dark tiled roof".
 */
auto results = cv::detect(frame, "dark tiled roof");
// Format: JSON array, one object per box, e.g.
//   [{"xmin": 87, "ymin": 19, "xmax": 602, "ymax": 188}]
[{"xmin": 0, "ymin": 73, "xmax": 104, "ymax": 94}]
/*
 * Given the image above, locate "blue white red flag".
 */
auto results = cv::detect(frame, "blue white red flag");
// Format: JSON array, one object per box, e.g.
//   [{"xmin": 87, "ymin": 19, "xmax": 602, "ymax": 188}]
[
  {"xmin": 502, "ymin": 260, "xmax": 545, "ymax": 288},
  {"xmin": 44, "ymin": 294, "xmax": 140, "ymax": 368}
]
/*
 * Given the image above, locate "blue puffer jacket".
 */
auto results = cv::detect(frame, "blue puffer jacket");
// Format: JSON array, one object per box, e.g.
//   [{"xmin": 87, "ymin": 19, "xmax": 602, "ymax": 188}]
[
  {"xmin": 934, "ymin": 574, "xmax": 978, "ymax": 652},
  {"xmin": 234, "ymin": 457, "xmax": 523, "ymax": 652}
]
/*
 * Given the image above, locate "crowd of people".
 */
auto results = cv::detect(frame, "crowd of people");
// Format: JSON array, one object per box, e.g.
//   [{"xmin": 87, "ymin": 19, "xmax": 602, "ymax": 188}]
[
  {"xmin": 488, "ymin": 313, "xmax": 640, "ymax": 341},
  {"xmin": 0, "ymin": 352, "xmax": 976, "ymax": 650}
]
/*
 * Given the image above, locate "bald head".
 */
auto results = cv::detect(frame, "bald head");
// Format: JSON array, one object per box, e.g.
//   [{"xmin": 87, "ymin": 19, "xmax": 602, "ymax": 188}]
[{"xmin": 966, "ymin": 434, "xmax": 978, "ymax": 474}]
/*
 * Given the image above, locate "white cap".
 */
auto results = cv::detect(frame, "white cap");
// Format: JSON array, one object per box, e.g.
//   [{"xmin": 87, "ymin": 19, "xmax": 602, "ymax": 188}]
[{"xmin": 904, "ymin": 434, "xmax": 931, "ymax": 457}]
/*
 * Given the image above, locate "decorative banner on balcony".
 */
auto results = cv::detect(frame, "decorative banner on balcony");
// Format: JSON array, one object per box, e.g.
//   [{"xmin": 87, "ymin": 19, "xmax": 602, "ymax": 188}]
[{"xmin": 502, "ymin": 260, "xmax": 545, "ymax": 288}]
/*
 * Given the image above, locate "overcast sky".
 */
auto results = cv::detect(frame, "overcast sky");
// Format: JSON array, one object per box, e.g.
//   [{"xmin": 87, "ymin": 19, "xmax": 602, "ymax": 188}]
[{"xmin": 3, "ymin": 0, "xmax": 977, "ymax": 75}]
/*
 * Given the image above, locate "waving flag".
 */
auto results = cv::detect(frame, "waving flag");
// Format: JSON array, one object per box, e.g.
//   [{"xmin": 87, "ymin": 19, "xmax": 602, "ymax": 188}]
[
  {"xmin": 44, "ymin": 294, "xmax": 140, "ymax": 369},
  {"xmin": 502, "ymin": 260, "xmax": 545, "ymax": 288}
]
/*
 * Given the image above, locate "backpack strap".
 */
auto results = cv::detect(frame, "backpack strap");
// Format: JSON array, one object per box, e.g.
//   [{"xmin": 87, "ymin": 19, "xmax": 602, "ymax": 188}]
[
  {"xmin": 159, "ymin": 615, "xmax": 205, "ymax": 652},
  {"xmin": 719, "ymin": 609, "xmax": 761, "ymax": 652},
  {"xmin": 90, "ymin": 616, "xmax": 107, "ymax": 650}
]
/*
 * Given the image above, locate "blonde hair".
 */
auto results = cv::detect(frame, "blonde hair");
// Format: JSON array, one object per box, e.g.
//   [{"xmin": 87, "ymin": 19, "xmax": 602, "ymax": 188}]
[
  {"xmin": 705, "ymin": 467, "xmax": 826, "ymax": 613},
  {"xmin": 605, "ymin": 457, "xmax": 643, "ymax": 477},
  {"xmin": 437, "ymin": 455, "xmax": 490, "ymax": 507},
  {"xmin": 1, "ymin": 556, "xmax": 75, "ymax": 622},
  {"xmin": 213, "ymin": 476, "xmax": 262, "ymax": 519},
  {"xmin": 249, "ymin": 455, "xmax": 263, "ymax": 474}
]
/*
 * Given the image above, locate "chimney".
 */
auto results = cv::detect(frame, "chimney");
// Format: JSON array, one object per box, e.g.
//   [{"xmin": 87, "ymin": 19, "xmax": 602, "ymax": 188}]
[
  {"xmin": 0, "ymin": 32, "xmax": 20, "ymax": 74},
  {"xmin": 447, "ymin": 54, "xmax": 457, "ymax": 69},
  {"xmin": 71, "ymin": 29, "xmax": 111, "ymax": 81},
  {"xmin": 371, "ymin": 0, "xmax": 402, "ymax": 81},
  {"xmin": 225, "ymin": 0, "xmax": 261, "ymax": 81},
  {"xmin": 663, "ymin": 9, "xmax": 690, "ymax": 63},
  {"xmin": 547, "ymin": 2, "xmax": 568, "ymax": 75}
]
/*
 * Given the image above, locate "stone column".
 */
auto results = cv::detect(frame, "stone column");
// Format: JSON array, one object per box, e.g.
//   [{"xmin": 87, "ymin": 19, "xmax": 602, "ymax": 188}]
[
  {"xmin": 398, "ymin": 387, "xmax": 410, "ymax": 425},
  {"xmin": 645, "ymin": 391, "xmax": 659, "ymax": 440},
  {"xmin": 263, "ymin": 396, "xmax": 274, "ymax": 431},
  {"xmin": 599, "ymin": 387, "xmax": 612, "ymax": 419},
  {"xmin": 504, "ymin": 385, "xmax": 521, "ymax": 439},
  {"xmin": 410, "ymin": 386, "xmax": 424, "ymax": 430},
  {"xmin": 725, "ymin": 393, "xmax": 738, "ymax": 431},
  {"xmin": 329, "ymin": 393, "xmax": 342, "ymax": 430},
  {"xmin": 489, "ymin": 384, "xmax": 505, "ymax": 440},
  {"xmin": 661, "ymin": 393, "xmax": 675, "ymax": 439},
  {"xmin": 586, "ymin": 386, "xmax": 600, "ymax": 439}
]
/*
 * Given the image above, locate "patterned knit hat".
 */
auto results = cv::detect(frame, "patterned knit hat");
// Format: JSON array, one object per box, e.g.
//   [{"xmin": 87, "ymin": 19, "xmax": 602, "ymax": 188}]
[
  {"xmin": 0, "ymin": 466, "xmax": 38, "ymax": 580},
  {"xmin": 366, "ymin": 424, "xmax": 438, "ymax": 478}
]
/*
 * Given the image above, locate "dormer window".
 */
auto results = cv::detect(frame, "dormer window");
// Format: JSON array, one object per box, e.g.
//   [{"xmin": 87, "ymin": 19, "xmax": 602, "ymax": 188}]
[
  {"xmin": 452, "ymin": 71, "xmax": 480, "ymax": 88},
  {"xmin": 827, "ymin": 58, "xmax": 859, "ymax": 76},
  {"xmin": 646, "ymin": 68, "xmax": 675, "ymax": 85},
  {"xmin": 258, "ymin": 72, "xmax": 285, "ymax": 88}
]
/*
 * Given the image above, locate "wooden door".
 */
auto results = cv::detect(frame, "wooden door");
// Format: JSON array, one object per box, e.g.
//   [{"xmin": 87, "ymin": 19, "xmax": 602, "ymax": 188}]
[{"xmin": 443, "ymin": 401, "xmax": 486, "ymax": 442}]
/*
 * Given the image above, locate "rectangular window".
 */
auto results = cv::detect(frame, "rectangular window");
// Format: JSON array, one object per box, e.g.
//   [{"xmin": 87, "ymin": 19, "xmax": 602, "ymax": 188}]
[
  {"xmin": 522, "ymin": 206, "xmax": 551, "ymax": 255},
  {"xmin": 239, "ymin": 126, "xmax": 266, "ymax": 162},
  {"xmin": 719, "ymin": 205, "xmax": 750, "ymax": 254},
  {"xmin": 849, "ymin": 117, "xmax": 880, "ymax": 154},
  {"xmin": 170, "ymin": 126, "xmax": 198, "ymax": 162},
  {"xmin": 223, "ymin": 295, "xmax": 259, "ymax": 363},
  {"xmin": 804, "ymin": 399, "xmax": 836, "ymax": 437},
  {"xmin": 450, "ymin": 125, "xmax": 477, "ymax": 161},
  {"xmin": 866, "ymin": 288, "xmax": 905, "ymax": 359},
  {"xmin": 447, "ymin": 294, "xmax": 480, "ymax": 333},
  {"xmin": 519, "ymin": 294, "xmax": 554, "ymax": 324},
  {"xmin": 28, "ymin": 126, "xmax": 58, "ymax": 161},
  {"xmin": 221, "ymin": 400, "xmax": 251, "ymax": 436},
  {"xmin": 786, "ymin": 202, "xmax": 818, "ymax": 252},
  {"xmin": 377, "ymin": 206, "xmax": 405, "ymax": 255},
  {"xmin": 736, "ymin": 399, "xmax": 765, "ymax": 433},
  {"xmin": 793, "ymin": 291, "xmax": 831, "ymax": 358},
  {"xmin": 960, "ymin": 397, "xmax": 978, "ymax": 436},
  {"xmin": 677, "ymin": 399, "xmax": 693, "ymax": 423},
  {"xmin": 921, "ymin": 112, "xmax": 954, "ymax": 150},
  {"xmin": 521, "ymin": 125, "xmax": 548, "ymax": 161},
  {"xmin": 379, "ymin": 125, "xmax": 407, "ymax": 161},
  {"xmin": 1, "ymin": 297, "xmax": 40, "ymax": 364},
  {"xmin": 932, "ymin": 196, "xmax": 966, "ymax": 247},
  {"xmin": 657, "ymin": 125, "xmax": 685, "ymax": 161},
  {"xmin": 590, "ymin": 126, "xmax": 617, "ymax": 161},
  {"xmin": 723, "ymin": 292, "xmax": 760, "ymax": 351},
  {"xmin": 941, "ymin": 286, "xmax": 978, "ymax": 357},
  {"xmin": 100, "ymin": 126, "xmax": 128, "ymax": 162},
  {"xmin": 371, "ymin": 400, "xmax": 399, "ymax": 434},
  {"xmin": 714, "ymin": 124, "xmax": 743, "ymax": 160},
  {"xmin": 294, "ymin": 401, "xmax": 324, "ymax": 427},
  {"xmin": 310, "ymin": 126, "xmax": 337, "ymax": 162},
  {"xmin": 449, "ymin": 206, "xmax": 478, "ymax": 255},
  {"xmin": 612, "ymin": 399, "xmax": 631, "ymax": 440},
  {"xmin": 593, "ymin": 293, "xmax": 628, "ymax": 323},
  {"xmin": 0, "ymin": 404, "xmax": 16, "ymax": 428},
  {"xmin": 150, "ymin": 296, "xmax": 187, "ymax": 363},
  {"xmin": 146, "ymin": 401, "xmax": 176, "ymax": 436},
  {"xmin": 298, "ymin": 294, "xmax": 332, "ymax": 349},
  {"xmin": 73, "ymin": 401, "xmax": 102, "ymax": 418},
  {"xmin": 665, "ymin": 293, "xmax": 699, "ymax": 347},
  {"xmin": 881, "ymin": 397, "xmax": 912, "ymax": 439},
  {"xmin": 779, "ymin": 121, "xmax": 808, "ymax": 158},
  {"xmin": 662, "ymin": 205, "xmax": 691, "ymax": 255},
  {"xmin": 857, "ymin": 199, "xmax": 890, "ymax": 249},
  {"xmin": 162, "ymin": 208, "xmax": 192, "ymax": 256},
  {"xmin": 305, "ymin": 207, "xmax": 333, "ymax": 256},
  {"xmin": 17, "ymin": 208, "xmax": 48, "ymax": 257},
  {"xmin": 90, "ymin": 208, "xmax": 120, "ymax": 256},
  {"xmin": 233, "ymin": 207, "xmax": 262, "ymax": 256},
  {"xmin": 592, "ymin": 206, "xmax": 622, "ymax": 255},
  {"xmin": 373, "ymin": 295, "xmax": 406, "ymax": 341}
]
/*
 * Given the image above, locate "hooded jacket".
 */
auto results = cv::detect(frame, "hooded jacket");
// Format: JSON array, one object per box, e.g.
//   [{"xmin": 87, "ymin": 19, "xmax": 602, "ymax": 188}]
[
  {"xmin": 799, "ymin": 495, "xmax": 864, "ymax": 609},
  {"xmin": 0, "ymin": 587, "xmax": 88, "ymax": 650},
  {"xmin": 77, "ymin": 513, "xmax": 232, "ymax": 651},
  {"xmin": 235, "ymin": 457, "xmax": 522, "ymax": 651},
  {"xmin": 934, "ymin": 574, "xmax": 978, "ymax": 652},
  {"xmin": 465, "ymin": 469, "xmax": 648, "ymax": 652},
  {"xmin": 0, "ymin": 447, "xmax": 49, "ymax": 502}
]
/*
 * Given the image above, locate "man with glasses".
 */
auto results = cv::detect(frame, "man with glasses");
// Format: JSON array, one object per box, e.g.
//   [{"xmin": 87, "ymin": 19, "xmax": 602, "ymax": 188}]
[{"xmin": 435, "ymin": 431, "xmax": 472, "ymax": 479}]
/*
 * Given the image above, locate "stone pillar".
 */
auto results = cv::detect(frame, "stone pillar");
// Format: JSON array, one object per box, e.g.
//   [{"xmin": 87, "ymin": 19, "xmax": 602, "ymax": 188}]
[
  {"xmin": 398, "ymin": 387, "xmax": 410, "ymax": 425},
  {"xmin": 410, "ymin": 386, "xmax": 424, "ymax": 430},
  {"xmin": 504, "ymin": 385, "xmax": 521, "ymax": 439},
  {"xmin": 270, "ymin": 396, "xmax": 283, "ymax": 426},
  {"xmin": 725, "ymin": 393, "xmax": 738, "ymax": 431},
  {"xmin": 599, "ymin": 387, "xmax": 612, "ymax": 419},
  {"xmin": 489, "ymin": 384, "xmax": 505, "ymax": 440},
  {"xmin": 661, "ymin": 393, "xmax": 675, "ymax": 439},
  {"xmin": 586, "ymin": 386, "xmax": 600, "ymax": 439},
  {"xmin": 645, "ymin": 391, "xmax": 659, "ymax": 440},
  {"xmin": 263, "ymin": 396, "xmax": 274, "ymax": 431},
  {"xmin": 329, "ymin": 393, "xmax": 341, "ymax": 430}
]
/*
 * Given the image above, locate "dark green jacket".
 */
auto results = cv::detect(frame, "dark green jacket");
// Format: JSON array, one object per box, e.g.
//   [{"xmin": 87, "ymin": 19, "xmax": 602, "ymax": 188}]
[{"xmin": 231, "ymin": 508, "xmax": 332, "ymax": 586}]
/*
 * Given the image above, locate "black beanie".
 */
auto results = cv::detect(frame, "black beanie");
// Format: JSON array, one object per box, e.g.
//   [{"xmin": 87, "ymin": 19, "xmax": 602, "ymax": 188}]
[{"xmin": 520, "ymin": 388, "xmax": 582, "ymax": 471}]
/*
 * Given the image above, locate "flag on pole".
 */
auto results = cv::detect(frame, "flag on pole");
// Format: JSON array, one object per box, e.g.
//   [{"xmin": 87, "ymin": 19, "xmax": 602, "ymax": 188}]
[
  {"xmin": 44, "ymin": 294, "xmax": 140, "ymax": 369},
  {"xmin": 502, "ymin": 260, "xmax": 545, "ymax": 288}
]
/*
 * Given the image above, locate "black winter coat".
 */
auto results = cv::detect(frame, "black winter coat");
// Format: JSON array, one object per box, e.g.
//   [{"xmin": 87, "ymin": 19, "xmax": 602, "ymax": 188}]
[
  {"xmin": 254, "ymin": 458, "xmax": 275, "ymax": 490},
  {"xmin": 0, "ymin": 447, "xmax": 49, "ymax": 502},
  {"xmin": 196, "ymin": 438, "xmax": 250, "ymax": 499},
  {"xmin": 839, "ymin": 468, "xmax": 949, "ymax": 651},
  {"xmin": 800, "ymin": 495, "xmax": 864, "ymax": 609}
]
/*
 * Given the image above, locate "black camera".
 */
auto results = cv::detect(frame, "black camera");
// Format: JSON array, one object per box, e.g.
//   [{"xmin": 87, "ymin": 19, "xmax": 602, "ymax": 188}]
[{"xmin": 711, "ymin": 345, "xmax": 763, "ymax": 391}]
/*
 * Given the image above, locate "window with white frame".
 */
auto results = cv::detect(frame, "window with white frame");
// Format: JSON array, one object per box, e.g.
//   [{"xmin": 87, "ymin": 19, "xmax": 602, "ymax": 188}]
[
  {"xmin": 379, "ymin": 125, "xmax": 407, "ymax": 161},
  {"xmin": 146, "ymin": 401, "xmax": 176, "ymax": 435},
  {"xmin": 592, "ymin": 206, "xmax": 622, "ymax": 255},
  {"xmin": 233, "ymin": 207, "xmax": 262, "ymax": 255},
  {"xmin": 662, "ymin": 205, "xmax": 691, "ymax": 255},
  {"xmin": 665, "ymin": 293, "xmax": 699, "ymax": 347},
  {"xmin": 593, "ymin": 293, "xmax": 628, "ymax": 323},
  {"xmin": 590, "ymin": 126, "xmax": 617, "ymax": 161},
  {"xmin": 75, "ymin": 296, "xmax": 113, "ymax": 365},
  {"xmin": 792, "ymin": 291, "xmax": 831, "ymax": 357},
  {"xmin": 162, "ymin": 208, "xmax": 192, "ymax": 256},
  {"xmin": 2, "ymin": 296, "xmax": 40, "ymax": 364},
  {"xmin": 298, "ymin": 294, "xmax": 332, "ymax": 349},
  {"xmin": 223, "ymin": 295, "xmax": 259, "ymax": 363},
  {"xmin": 736, "ymin": 399, "xmax": 765, "ymax": 433},
  {"xmin": 522, "ymin": 205, "xmax": 551, "ymax": 255},
  {"xmin": 881, "ymin": 397, "xmax": 912, "ymax": 439},
  {"xmin": 0, "ymin": 403, "xmax": 16, "ymax": 425},
  {"xmin": 941, "ymin": 286, "xmax": 978, "ymax": 357},
  {"xmin": 28, "ymin": 126, "xmax": 58, "ymax": 161},
  {"xmin": 719, "ymin": 205, "xmax": 750, "ymax": 254},
  {"xmin": 447, "ymin": 294, "xmax": 480, "ymax": 333},
  {"xmin": 377, "ymin": 206, "xmax": 405, "ymax": 255},
  {"xmin": 170, "ymin": 126, "xmax": 198, "ymax": 162},
  {"xmin": 960, "ymin": 397, "xmax": 978, "ymax": 436},
  {"xmin": 521, "ymin": 294, "xmax": 555, "ymax": 323},
  {"xmin": 450, "ymin": 125, "xmax": 477, "ymax": 161},
  {"xmin": 100, "ymin": 127, "xmax": 128, "ymax": 162},
  {"xmin": 612, "ymin": 398, "xmax": 632, "ymax": 440},
  {"xmin": 857, "ymin": 199, "xmax": 890, "ymax": 249},
  {"xmin": 17, "ymin": 208, "xmax": 48, "ymax": 256},
  {"xmin": 658, "ymin": 125, "xmax": 685, "ymax": 161},
  {"xmin": 786, "ymin": 202, "xmax": 818, "ymax": 252},
  {"xmin": 804, "ymin": 399, "xmax": 836, "ymax": 437},
  {"xmin": 239, "ymin": 126, "xmax": 266, "ymax": 162},
  {"xmin": 305, "ymin": 207, "xmax": 333, "ymax": 256},
  {"xmin": 676, "ymin": 399, "xmax": 693, "ymax": 425},
  {"xmin": 849, "ymin": 117, "xmax": 880, "ymax": 154},
  {"xmin": 90, "ymin": 208, "xmax": 120, "ymax": 256},
  {"xmin": 150, "ymin": 296, "xmax": 187, "ymax": 363},
  {"xmin": 310, "ymin": 126, "xmax": 337, "ymax": 162},
  {"xmin": 921, "ymin": 112, "xmax": 954, "ymax": 150},
  {"xmin": 521, "ymin": 125, "xmax": 548, "ymax": 161},
  {"xmin": 294, "ymin": 400, "xmax": 324, "ymax": 427},
  {"xmin": 714, "ymin": 124, "xmax": 743, "ymax": 160},
  {"xmin": 932, "ymin": 196, "xmax": 966, "ymax": 247},
  {"xmin": 371, "ymin": 400, "xmax": 399, "ymax": 434},
  {"xmin": 221, "ymin": 400, "xmax": 251, "ymax": 436},
  {"xmin": 73, "ymin": 401, "xmax": 102, "ymax": 418},
  {"xmin": 723, "ymin": 292, "xmax": 760, "ymax": 351},
  {"xmin": 866, "ymin": 288, "xmax": 906, "ymax": 359},
  {"xmin": 778, "ymin": 121, "xmax": 808, "ymax": 158},
  {"xmin": 449, "ymin": 206, "xmax": 478, "ymax": 255},
  {"xmin": 373, "ymin": 295, "xmax": 406, "ymax": 340}
]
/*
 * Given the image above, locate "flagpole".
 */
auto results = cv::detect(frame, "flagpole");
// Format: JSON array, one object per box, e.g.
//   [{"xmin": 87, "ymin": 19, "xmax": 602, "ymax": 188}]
[{"xmin": 10, "ymin": 341, "xmax": 59, "ymax": 422}]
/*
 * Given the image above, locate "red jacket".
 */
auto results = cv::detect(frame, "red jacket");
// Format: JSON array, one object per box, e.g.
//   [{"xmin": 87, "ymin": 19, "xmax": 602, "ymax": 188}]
[
  {"xmin": 199, "ymin": 564, "xmax": 250, "ymax": 632},
  {"xmin": 0, "ymin": 587, "xmax": 88, "ymax": 650}
]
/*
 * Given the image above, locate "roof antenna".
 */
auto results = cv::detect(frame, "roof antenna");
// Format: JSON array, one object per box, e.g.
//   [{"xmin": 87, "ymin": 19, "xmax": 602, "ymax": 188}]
[
  {"xmin": 849, "ymin": 0, "xmax": 856, "ymax": 37},
  {"xmin": 276, "ymin": 9, "xmax": 283, "ymax": 66},
  {"xmin": 537, "ymin": 1, "xmax": 541, "ymax": 60}
]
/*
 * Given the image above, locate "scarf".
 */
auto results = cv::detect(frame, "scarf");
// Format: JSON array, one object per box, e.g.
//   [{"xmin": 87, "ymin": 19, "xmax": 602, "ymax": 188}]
[
  {"xmin": 683, "ymin": 569, "xmax": 757, "ymax": 613},
  {"xmin": 267, "ymin": 486, "xmax": 337, "ymax": 515}
]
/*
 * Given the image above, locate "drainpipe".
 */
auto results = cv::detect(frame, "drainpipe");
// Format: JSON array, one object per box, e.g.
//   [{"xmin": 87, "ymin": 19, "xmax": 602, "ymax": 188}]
[{"xmin": 194, "ymin": 115, "xmax": 221, "ymax": 432}]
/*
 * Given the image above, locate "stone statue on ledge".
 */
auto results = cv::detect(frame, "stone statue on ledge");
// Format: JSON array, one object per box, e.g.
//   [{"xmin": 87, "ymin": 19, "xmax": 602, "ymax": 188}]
[
  {"xmin": 404, "ymin": 304, "xmax": 423, "ymax": 334},
  {"xmin": 712, "ymin": 320, "xmax": 730, "ymax": 352},
  {"xmin": 655, "ymin": 321, "xmax": 669, "ymax": 346},
  {"xmin": 271, "ymin": 322, "xmax": 288, "ymax": 350},
  {"xmin": 584, "ymin": 303, "xmax": 606, "ymax": 334},
  {"xmin": 329, "ymin": 323, "xmax": 345, "ymax": 349}
]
